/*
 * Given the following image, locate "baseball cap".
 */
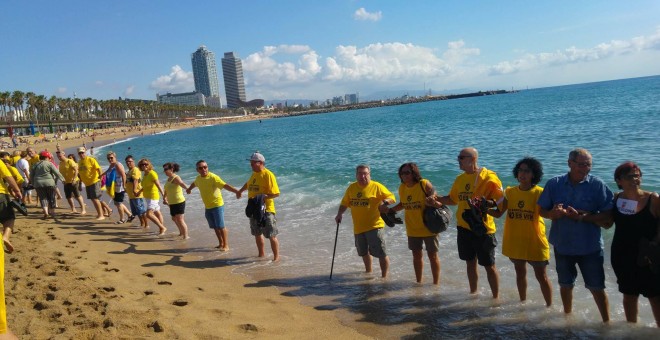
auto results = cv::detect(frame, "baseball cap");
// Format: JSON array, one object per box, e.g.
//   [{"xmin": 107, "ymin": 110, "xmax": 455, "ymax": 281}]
[
  {"xmin": 247, "ymin": 151, "xmax": 265, "ymax": 163},
  {"xmin": 77, "ymin": 147, "xmax": 86, "ymax": 153},
  {"xmin": 40, "ymin": 151, "xmax": 52, "ymax": 158}
]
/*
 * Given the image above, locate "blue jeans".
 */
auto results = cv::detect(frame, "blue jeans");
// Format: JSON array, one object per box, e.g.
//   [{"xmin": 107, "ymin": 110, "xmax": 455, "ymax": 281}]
[{"xmin": 555, "ymin": 249, "xmax": 606, "ymax": 290}]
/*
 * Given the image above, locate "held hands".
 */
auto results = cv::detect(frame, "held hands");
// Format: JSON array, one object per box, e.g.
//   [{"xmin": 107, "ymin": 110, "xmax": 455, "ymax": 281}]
[
  {"xmin": 185, "ymin": 188, "xmax": 192, "ymax": 195},
  {"xmin": 235, "ymin": 191, "xmax": 242, "ymax": 199}
]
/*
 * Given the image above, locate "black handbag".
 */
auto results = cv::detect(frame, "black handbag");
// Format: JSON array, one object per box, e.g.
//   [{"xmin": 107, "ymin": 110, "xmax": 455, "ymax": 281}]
[{"xmin": 420, "ymin": 181, "xmax": 451, "ymax": 234}]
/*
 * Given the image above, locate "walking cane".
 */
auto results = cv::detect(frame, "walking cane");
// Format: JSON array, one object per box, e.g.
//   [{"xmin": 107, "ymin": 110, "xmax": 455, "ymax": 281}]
[{"xmin": 330, "ymin": 222, "xmax": 340, "ymax": 280}]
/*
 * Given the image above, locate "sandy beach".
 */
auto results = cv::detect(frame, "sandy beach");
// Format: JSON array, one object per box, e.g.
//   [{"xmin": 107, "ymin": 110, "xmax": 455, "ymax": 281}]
[{"xmin": 3, "ymin": 118, "xmax": 370, "ymax": 339}]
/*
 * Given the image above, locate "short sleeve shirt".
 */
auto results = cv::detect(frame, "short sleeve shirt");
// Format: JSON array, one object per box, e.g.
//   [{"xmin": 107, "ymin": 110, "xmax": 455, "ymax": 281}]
[
  {"xmin": 449, "ymin": 167, "xmax": 504, "ymax": 234},
  {"xmin": 141, "ymin": 170, "xmax": 160, "ymax": 200},
  {"xmin": 194, "ymin": 172, "xmax": 227, "ymax": 209},
  {"xmin": 59, "ymin": 158, "xmax": 78, "ymax": 184},
  {"xmin": 125, "ymin": 167, "xmax": 143, "ymax": 199},
  {"xmin": 78, "ymin": 156, "xmax": 101, "ymax": 186},
  {"xmin": 341, "ymin": 180, "xmax": 395, "ymax": 235},
  {"xmin": 246, "ymin": 168, "xmax": 279, "ymax": 214}
]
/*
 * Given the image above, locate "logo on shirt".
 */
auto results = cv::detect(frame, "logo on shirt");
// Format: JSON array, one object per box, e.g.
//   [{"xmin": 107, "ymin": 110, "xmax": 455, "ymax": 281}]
[
  {"xmin": 464, "ymin": 183, "xmax": 470, "ymax": 191},
  {"xmin": 517, "ymin": 200, "xmax": 525, "ymax": 209},
  {"xmin": 407, "ymin": 195, "xmax": 412, "ymax": 202},
  {"xmin": 357, "ymin": 192, "xmax": 363, "ymax": 198}
]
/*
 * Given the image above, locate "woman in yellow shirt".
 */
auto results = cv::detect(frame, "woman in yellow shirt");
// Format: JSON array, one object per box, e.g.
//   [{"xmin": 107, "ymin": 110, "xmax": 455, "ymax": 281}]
[
  {"xmin": 162, "ymin": 162, "xmax": 190, "ymax": 239},
  {"xmin": 137, "ymin": 158, "xmax": 166, "ymax": 235},
  {"xmin": 489, "ymin": 157, "xmax": 552, "ymax": 306}
]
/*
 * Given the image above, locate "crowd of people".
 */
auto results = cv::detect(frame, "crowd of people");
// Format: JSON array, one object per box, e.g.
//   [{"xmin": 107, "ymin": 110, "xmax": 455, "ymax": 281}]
[
  {"xmin": 0, "ymin": 144, "xmax": 658, "ymax": 337},
  {"xmin": 336, "ymin": 147, "xmax": 659, "ymax": 326}
]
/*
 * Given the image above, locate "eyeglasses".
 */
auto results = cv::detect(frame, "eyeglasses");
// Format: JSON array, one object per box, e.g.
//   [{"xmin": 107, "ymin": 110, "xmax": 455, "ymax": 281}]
[
  {"xmin": 78, "ymin": 151, "xmax": 85, "ymax": 154},
  {"xmin": 197, "ymin": 166, "xmax": 208, "ymax": 170},
  {"xmin": 400, "ymin": 170, "xmax": 412, "ymax": 175},
  {"xmin": 138, "ymin": 163, "xmax": 147, "ymax": 167},
  {"xmin": 623, "ymin": 174, "xmax": 641, "ymax": 180},
  {"xmin": 571, "ymin": 160, "xmax": 592, "ymax": 168}
]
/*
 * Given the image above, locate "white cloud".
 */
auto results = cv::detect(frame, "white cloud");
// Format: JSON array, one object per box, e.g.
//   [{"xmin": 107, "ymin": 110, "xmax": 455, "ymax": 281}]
[
  {"xmin": 123, "ymin": 85, "xmax": 135, "ymax": 97},
  {"xmin": 243, "ymin": 45, "xmax": 322, "ymax": 86},
  {"xmin": 94, "ymin": 80, "xmax": 103, "ymax": 87},
  {"xmin": 489, "ymin": 26, "xmax": 660, "ymax": 75},
  {"xmin": 56, "ymin": 87, "xmax": 67, "ymax": 95},
  {"xmin": 354, "ymin": 8, "xmax": 382, "ymax": 22},
  {"xmin": 149, "ymin": 65, "xmax": 194, "ymax": 94}
]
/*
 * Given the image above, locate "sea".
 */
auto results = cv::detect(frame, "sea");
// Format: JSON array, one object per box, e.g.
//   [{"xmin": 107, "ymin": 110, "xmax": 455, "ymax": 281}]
[{"xmin": 95, "ymin": 75, "xmax": 660, "ymax": 338}]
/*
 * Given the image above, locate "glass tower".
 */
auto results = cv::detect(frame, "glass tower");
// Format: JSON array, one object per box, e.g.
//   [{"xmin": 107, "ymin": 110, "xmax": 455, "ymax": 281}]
[
  {"xmin": 221, "ymin": 52, "xmax": 246, "ymax": 109},
  {"xmin": 191, "ymin": 45, "xmax": 220, "ymax": 98}
]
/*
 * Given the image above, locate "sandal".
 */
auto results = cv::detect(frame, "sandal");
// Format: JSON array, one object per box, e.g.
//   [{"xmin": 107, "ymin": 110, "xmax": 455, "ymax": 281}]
[
  {"xmin": 127, "ymin": 215, "xmax": 136, "ymax": 222},
  {"xmin": 115, "ymin": 219, "xmax": 126, "ymax": 224}
]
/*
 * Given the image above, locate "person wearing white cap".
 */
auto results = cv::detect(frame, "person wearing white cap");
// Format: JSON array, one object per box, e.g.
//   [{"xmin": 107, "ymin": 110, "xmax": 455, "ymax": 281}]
[{"xmin": 238, "ymin": 151, "xmax": 281, "ymax": 261}]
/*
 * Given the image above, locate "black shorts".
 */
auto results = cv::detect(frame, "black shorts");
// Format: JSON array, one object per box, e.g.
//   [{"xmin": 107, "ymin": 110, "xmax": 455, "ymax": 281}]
[
  {"xmin": 64, "ymin": 183, "xmax": 80, "ymax": 199},
  {"xmin": 457, "ymin": 226, "xmax": 497, "ymax": 266},
  {"xmin": 168, "ymin": 201, "xmax": 185, "ymax": 216},
  {"xmin": 0, "ymin": 194, "xmax": 15, "ymax": 223}
]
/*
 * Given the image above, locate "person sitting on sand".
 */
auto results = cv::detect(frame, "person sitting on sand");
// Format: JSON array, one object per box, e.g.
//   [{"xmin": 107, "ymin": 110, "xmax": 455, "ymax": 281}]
[
  {"xmin": 187, "ymin": 160, "xmax": 240, "ymax": 249},
  {"xmin": 0, "ymin": 154, "xmax": 23, "ymax": 254},
  {"xmin": 77, "ymin": 147, "xmax": 105, "ymax": 220},
  {"xmin": 136, "ymin": 158, "xmax": 166, "ymax": 235},
  {"xmin": 56, "ymin": 151, "xmax": 86, "ymax": 214},
  {"xmin": 162, "ymin": 162, "xmax": 190, "ymax": 239}
]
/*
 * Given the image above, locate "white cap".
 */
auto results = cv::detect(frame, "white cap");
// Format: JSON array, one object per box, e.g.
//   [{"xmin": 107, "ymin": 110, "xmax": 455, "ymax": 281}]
[{"xmin": 247, "ymin": 151, "xmax": 265, "ymax": 163}]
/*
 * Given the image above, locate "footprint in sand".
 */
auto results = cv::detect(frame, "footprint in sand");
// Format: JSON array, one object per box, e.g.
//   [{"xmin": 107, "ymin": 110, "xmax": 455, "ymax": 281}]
[
  {"xmin": 54, "ymin": 251, "xmax": 64, "ymax": 257},
  {"xmin": 239, "ymin": 324, "xmax": 259, "ymax": 332},
  {"xmin": 33, "ymin": 302, "xmax": 47, "ymax": 311},
  {"xmin": 102, "ymin": 287, "xmax": 115, "ymax": 292},
  {"xmin": 98, "ymin": 261, "xmax": 109, "ymax": 265},
  {"xmin": 172, "ymin": 299, "xmax": 188, "ymax": 306},
  {"xmin": 157, "ymin": 281, "xmax": 172, "ymax": 286},
  {"xmin": 46, "ymin": 293, "xmax": 55, "ymax": 301},
  {"xmin": 144, "ymin": 290, "xmax": 154, "ymax": 296},
  {"xmin": 9, "ymin": 258, "xmax": 18, "ymax": 263},
  {"xmin": 143, "ymin": 272, "xmax": 154, "ymax": 278},
  {"xmin": 48, "ymin": 284, "xmax": 58, "ymax": 292},
  {"xmin": 57, "ymin": 259, "xmax": 66, "ymax": 264},
  {"xmin": 104, "ymin": 268, "xmax": 119, "ymax": 272}
]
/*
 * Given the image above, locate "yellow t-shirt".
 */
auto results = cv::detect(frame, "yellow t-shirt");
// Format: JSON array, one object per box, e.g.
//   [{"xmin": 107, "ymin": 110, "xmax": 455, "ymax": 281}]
[
  {"xmin": 193, "ymin": 173, "xmax": 226, "ymax": 209},
  {"xmin": 28, "ymin": 156, "xmax": 39, "ymax": 169},
  {"xmin": 449, "ymin": 167, "xmax": 503, "ymax": 234},
  {"xmin": 501, "ymin": 185, "xmax": 549, "ymax": 261},
  {"xmin": 141, "ymin": 170, "xmax": 160, "ymax": 200},
  {"xmin": 78, "ymin": 156, "xmax": 100, "ymax": 186},
  {"xmin": 341, "ymin": 180, "xmax": 395, "ymax": 235},
  {"xmin": 246, "ymin": 168, "xmax": 279, "ymax": 214},
  {"xmin": 7, "ymin": 166, "xmax": 24, "ymax": 187},
  {"xmin": 10, "ymin": 155, "xmax": 21, "ymax": 166},
  {"xmin": 125, "ymin": 167, "xmax": 143, "ymax": 199},
  {"xmin": 399, "ymin": 179, "xmax": 435, "ymax": 237},
  {"xmin": 164, "ymin": 175, "xmax": 186, "ymax": 205},
  {"xmin": 59, "ymin": 158, "xmax": 78, "ymax": 184},
  {"xmin": 0, "ymin": 161, "xmax": 13, "ymax": 195}
]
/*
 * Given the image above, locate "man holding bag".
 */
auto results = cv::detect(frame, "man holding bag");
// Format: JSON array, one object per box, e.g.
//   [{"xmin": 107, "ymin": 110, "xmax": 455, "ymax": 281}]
[{"xmin": 435, "ymin": 147, "xmax": 504, "ymax": 298}]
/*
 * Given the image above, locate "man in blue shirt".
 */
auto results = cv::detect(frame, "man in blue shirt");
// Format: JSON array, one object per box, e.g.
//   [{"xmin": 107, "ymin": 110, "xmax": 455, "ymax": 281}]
[{"xmin": 538, "ymin": 148, "xmax": 614, "ymax": 322}]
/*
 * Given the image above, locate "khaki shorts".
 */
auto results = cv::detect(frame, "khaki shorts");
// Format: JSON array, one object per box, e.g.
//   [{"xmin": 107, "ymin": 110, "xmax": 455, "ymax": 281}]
[
  {"xmin": 408, "ymin": 235, "xmax": 440, "ymax": 252},
  {"xmin": 355, "ymin": 228, "xmax": 387, "ymax": 258}
]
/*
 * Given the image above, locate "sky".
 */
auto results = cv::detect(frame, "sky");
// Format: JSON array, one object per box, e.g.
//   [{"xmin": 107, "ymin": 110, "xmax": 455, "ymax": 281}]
[{"xmin": 2, "ymin": 1, "xmax": 660, "ymax": 104}]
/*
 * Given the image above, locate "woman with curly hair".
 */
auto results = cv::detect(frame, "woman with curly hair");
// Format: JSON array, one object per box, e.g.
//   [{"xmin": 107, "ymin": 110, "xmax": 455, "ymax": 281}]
[{"xmin": 136, "ymin": 158, "xmax": 167, "ymax": 235}]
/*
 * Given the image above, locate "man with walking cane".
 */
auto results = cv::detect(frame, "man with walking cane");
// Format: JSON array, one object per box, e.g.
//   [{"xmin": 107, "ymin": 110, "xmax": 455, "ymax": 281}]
[{"xmin": 334, "ymin": 164, "xmax": 395, "ymax": 278}]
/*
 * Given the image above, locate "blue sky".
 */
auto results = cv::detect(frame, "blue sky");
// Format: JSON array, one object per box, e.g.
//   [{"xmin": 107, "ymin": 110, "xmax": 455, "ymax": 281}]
[{"xmin": 2, "ymin": 1, "xmax": 659, "ymax": 103}]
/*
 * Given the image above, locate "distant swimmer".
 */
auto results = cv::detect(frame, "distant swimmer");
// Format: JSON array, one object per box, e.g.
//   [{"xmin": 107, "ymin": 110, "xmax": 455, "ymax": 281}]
[
  {"xmin": 163, "ymin": 162, "xmax": 190, "ymax": 239},
  {"xmin": 335, "ymin": 164, "xmax": 395, "ymax": 278},
  {"xmin": 433, "ymin": 147, "xmax": 504, "ymax": 299},
  {"xmin": 487, "ymin": 157, "xmax": 553, "ymax": 306},
  {"xmin": 186, "ymin": 160, "xmax": 240, "ymax": 249},
  {"xmin": 238, "ymin": 152, "xmax": 281, "ymax": 261}
]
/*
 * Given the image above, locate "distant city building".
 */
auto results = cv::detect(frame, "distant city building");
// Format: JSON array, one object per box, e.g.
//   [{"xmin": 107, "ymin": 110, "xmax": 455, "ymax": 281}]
[
  {"xmin": 157, "ymin": 92, "xmax": 205, "ymax": 107},
  {"xmin": 332, "ymin": 96, "xmax": 345, "ymax": 106},
  {"xmin": 344, "ymin": 93, "xmax": 359, "ymax": 105},
  {"xmin": 191, "ymin": 45, "xmax": 220, "ymax": 98},
  {"xmin": 221, "ymin": 52, "xmax": 247, "ymax": 109}
]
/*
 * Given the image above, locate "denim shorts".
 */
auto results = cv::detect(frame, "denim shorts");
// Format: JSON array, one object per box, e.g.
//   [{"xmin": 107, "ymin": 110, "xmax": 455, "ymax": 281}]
[
  {"xmin": 205, "ymin": 205, "xmax": 225, "ymax": 229},
  {"xmin": 129, "ymin": 198, "xmax": 146, "ymax": 217},
  {"xmin": 554, "ymin": 249, "xmax": 606, "ymax": 290}
]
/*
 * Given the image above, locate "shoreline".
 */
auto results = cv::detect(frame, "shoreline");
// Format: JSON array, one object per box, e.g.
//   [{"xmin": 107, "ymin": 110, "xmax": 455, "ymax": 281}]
[{"xmin": 4, "ymin": 114, "xmax": 371, "ymax": 338}]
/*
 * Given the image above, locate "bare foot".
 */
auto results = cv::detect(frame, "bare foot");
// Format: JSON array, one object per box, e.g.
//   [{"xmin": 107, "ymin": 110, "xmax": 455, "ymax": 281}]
[
  {"xmin": 96, "ymin": 216, "xmax": 106, "ymax": 221},
  {"xmin": 219, "ymin": 247, "xmax": 229, "ymax": 252},
  {"xmin": 80, "ymin": 210, "xmax": 87, "ymax": 215},
  {"xmin": 3, "ymin": 239, "xmax": 14, "ymax": 254},
  {"xmin": 272, "ymin": 256, "xmax": 280, "ymax": 261},
  {"xmin": 158, "ymin": 228, "xmax": 167, "ymax": 236},
  {"xmin": 182, "ymin": 236, "xmax": 190, "ymax": 240}
]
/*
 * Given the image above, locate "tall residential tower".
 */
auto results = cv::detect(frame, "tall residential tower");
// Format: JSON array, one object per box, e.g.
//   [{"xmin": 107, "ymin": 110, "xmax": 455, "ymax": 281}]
[
  {"xmin": 191, "ymin": 45, "xmax": 221, "ymax": 106},
  {"xmin": 221, "ymin": 52, "xmax": 247, "ymax": 109}
]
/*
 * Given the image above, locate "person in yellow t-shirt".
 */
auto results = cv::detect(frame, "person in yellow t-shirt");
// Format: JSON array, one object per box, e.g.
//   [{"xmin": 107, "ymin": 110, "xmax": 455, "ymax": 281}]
[
  {"xmin": 124, "ymin": 155, "xmax": 147, "ymax": 228},
  {"xmin": 237, "ymin": 152, "xmax": 280, "ymax": 261},
  {"xmin": 335, "ymin": 164, "xmax": 395, "ymax": 278},
  {"xmin": 136, "ymin": 158, "xmax": 166, "ymax": 235},
  {"xmin": 488, "ymin": 157, "xmax": 552, "ymax": 307},
  {"xmin": 77, "ymin": 146, "xmax": 105, "ymax": 220},
  {"xmin": 0, "ymin": 158, "xmax": 22, "ymax": 338},
  {"xmin": 435, "ymin": 147, "xmax": 504, "ymax": 298},
  {"xmin": 386, "ymin": 162, "xmax": 443, "ymax": 284},
  {"xmin": 187, "ymin": 160, "xmax": 240, "ymax": 249},
  {"xmin": 0, "ymin": 153, "xmax": 23, "ymax": 255},
  {"xmin": 56, "ymin": 151, "xmax": 86, "ymax": 214},
  {"xmin": 162, "ymin": 162, "xmax": 190, "ymax": 239}
]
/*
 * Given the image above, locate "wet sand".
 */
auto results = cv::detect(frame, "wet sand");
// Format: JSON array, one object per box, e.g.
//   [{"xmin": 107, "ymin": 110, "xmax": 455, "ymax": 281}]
[{"xmin": 3, "ymin": 118, "xmax": 370, "ymax": 338}]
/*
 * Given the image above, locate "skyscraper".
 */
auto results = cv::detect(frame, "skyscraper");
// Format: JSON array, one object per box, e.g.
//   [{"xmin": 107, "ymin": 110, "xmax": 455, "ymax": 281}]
[
  {"xmin": 221, "ymin": 52, "xmax": 246, "ymax": 109},
  {"xmin": 191, "ymin": 45, "xmax": 220, "ymax": 98}
]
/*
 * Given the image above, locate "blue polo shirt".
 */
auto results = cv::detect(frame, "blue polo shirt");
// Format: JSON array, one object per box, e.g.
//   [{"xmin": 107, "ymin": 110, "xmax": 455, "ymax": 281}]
[{"xmin": 537, "ymin": 173, "xmax": 613, "ymax": 255}]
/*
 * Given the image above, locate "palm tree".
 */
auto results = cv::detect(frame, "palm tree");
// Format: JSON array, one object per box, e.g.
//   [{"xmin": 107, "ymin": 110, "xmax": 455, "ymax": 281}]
[
  {"xmin": 11, "ymin": 91, "xmax": 25, "ymax": 121},
  {"xmin": 0, "ymin": 91, "xmax": 10, "ymax": 121}
]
